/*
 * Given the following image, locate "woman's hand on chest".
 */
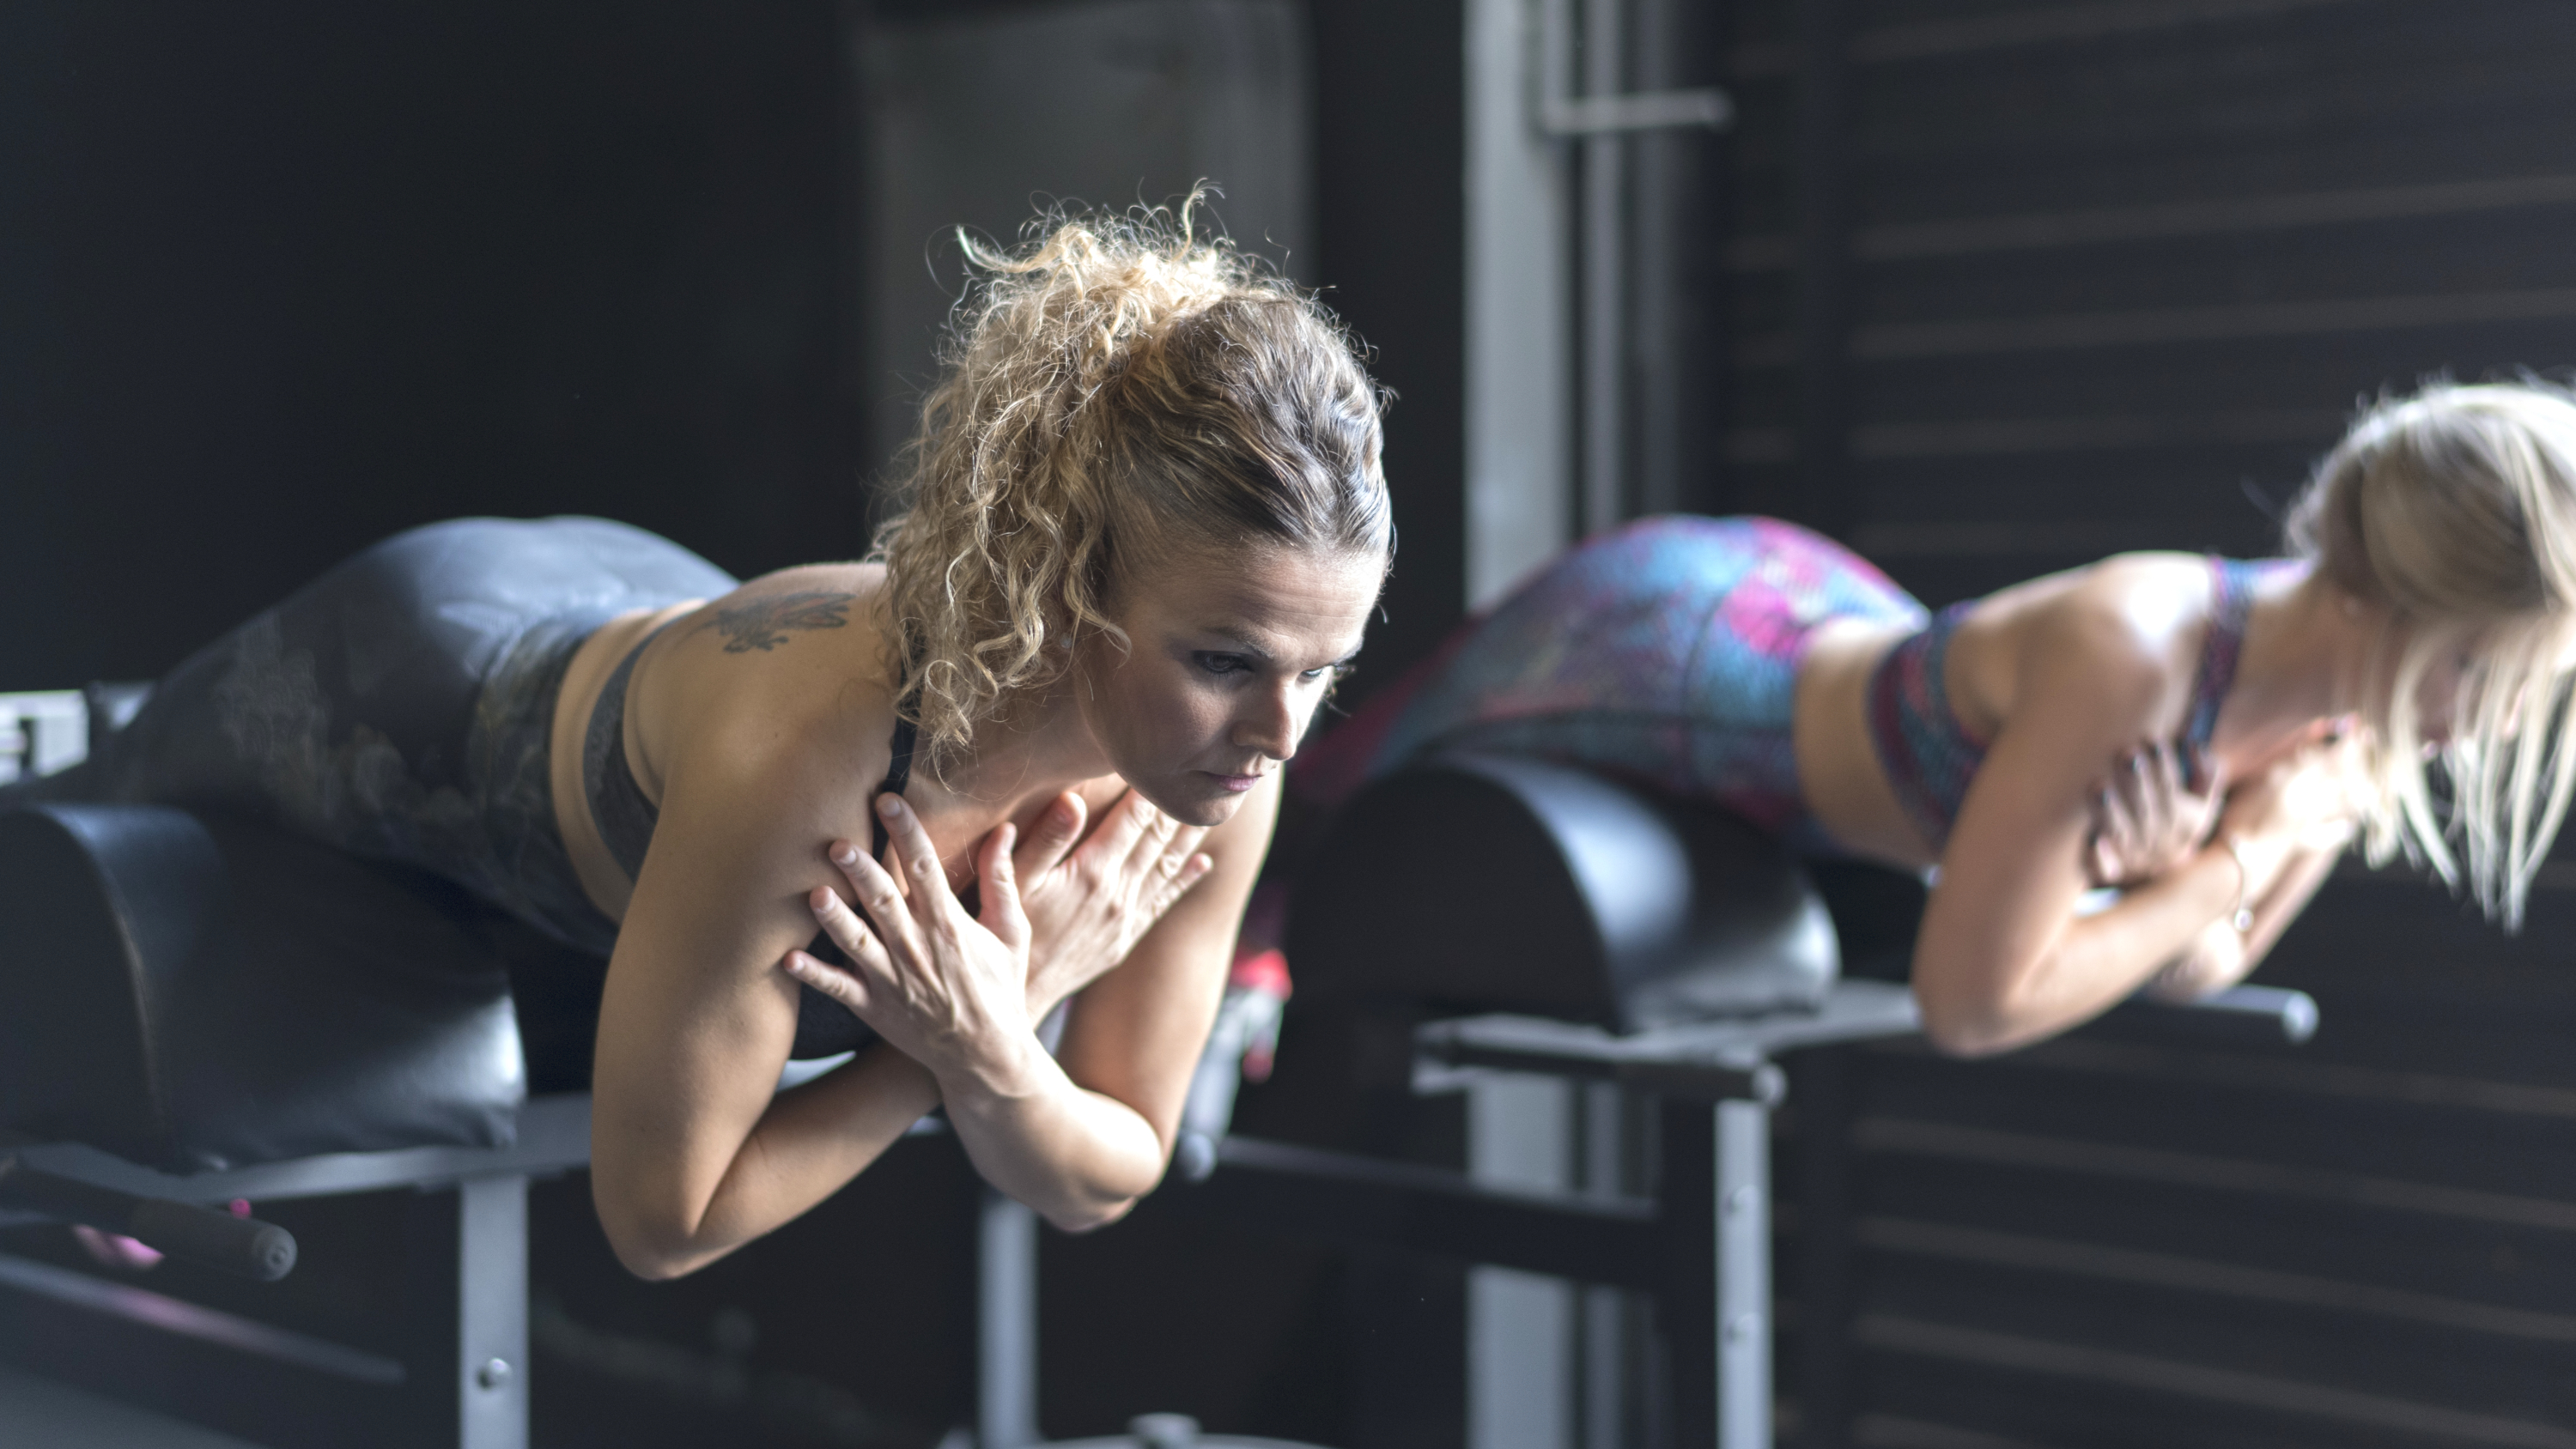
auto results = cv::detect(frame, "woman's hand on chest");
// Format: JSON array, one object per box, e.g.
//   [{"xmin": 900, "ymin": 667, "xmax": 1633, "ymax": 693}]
[
  {"xmin": 790, "ymin": 792, "xmax": 1041, "ymax": 1088},
  {"xmin": 860, "ymin": 777, "xmax": 1216, "ymax": 1017},
  {"xmin": 1005, "ymin": 786, "xmax": 1214, "ymax": 1021}
]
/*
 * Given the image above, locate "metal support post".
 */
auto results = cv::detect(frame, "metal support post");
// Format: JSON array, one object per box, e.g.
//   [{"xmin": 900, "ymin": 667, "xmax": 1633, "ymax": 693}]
[
  {"xmin": 1714, "ymin": 1101, "xmax": 1769, "ymax": 1449},
  {"xmin": 455, "ymin": 1173, "xmax": 529, "ymax": 1449},
  {"xmin": 1577, "ymin": 1082, "xmax": 1628, "ymax": 1449},
  {"xmin": 979, "ymin": 1189, "xmax": 1041, "ymax": 1449},
  {"xmin": 1655, "ymin": 1093, "xmax": 1775, "ymax": 1449},
  {"xmin": 1467, "ymin": 1072, "xmax": 1577, "ymax": 1449}
]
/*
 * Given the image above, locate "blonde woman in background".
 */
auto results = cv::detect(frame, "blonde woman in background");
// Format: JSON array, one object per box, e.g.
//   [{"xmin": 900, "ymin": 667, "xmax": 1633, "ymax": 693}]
[
  {"xmin": 9, "ymin": 204, "xmax": 1393, "ymax": 1277},
  {"xmin": 1296, "ymin": 381, "xmax": 2576, "ymax": 1055}
]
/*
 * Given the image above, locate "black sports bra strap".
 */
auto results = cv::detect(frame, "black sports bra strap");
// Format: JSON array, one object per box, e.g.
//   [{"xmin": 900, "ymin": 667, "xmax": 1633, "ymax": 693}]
[{"xmin": 867, "ymin": 712, "xmax": 919, "ymax": 859}]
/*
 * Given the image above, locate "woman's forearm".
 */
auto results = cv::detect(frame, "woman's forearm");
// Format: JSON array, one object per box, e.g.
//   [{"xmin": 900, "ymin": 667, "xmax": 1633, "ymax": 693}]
[
  {"xmin": 1924, "ymin": 844, "xmax": 2245, "ymax": 1055},
  {"xmin": 934, "ymin": 1033, "xmax": 1168, "ymax": 1231},
  {"xmin": 618, "ymin": 1045, "xmax": 943, "ymax": 1279}
]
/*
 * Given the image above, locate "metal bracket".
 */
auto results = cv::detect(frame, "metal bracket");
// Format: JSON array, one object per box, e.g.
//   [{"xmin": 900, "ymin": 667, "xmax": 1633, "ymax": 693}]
[
  {"xmin": 1532, "ymin": 0, "xmax": 1732, "ymax": 137},
  {"xmin": 1542, "ymin": 89, "xmax": 1733, "ymax": 136}
]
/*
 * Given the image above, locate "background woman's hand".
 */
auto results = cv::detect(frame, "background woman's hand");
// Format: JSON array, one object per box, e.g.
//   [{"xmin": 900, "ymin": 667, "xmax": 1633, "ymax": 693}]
[
  {"xmin": 2084, "ymin": 740, "xmax": 2224, "ymax": 888},
  {"xmin": 1009, "ymin": 788, "xmax": 1214, "ymax": 1022},
  {"xmin": 2216, "ymin": 726, "xmax": 2363, "ymax": 890},
  {"xmin": 785, "ymin": 795, "xmax": 1037, "ymax": 1085}
]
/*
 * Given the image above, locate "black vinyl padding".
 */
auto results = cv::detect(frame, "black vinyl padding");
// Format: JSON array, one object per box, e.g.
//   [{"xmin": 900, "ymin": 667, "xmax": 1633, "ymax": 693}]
[
  {"xmin": 0, "ymin": 803, "xmax": 525, "ymax": 1173},
  {"xmin": 1285, "ymin": 754, "xmax": 1844, "ymax": 1031}
]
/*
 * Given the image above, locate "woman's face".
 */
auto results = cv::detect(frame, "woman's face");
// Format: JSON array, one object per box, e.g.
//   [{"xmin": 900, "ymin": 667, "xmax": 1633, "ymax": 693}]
[{"xmin": 1076, "ymin": 541, "xmax": 1382, "ymax": 826}]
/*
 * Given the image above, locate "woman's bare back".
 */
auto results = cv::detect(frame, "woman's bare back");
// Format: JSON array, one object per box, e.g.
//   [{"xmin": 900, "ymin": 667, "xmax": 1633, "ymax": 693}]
[
  {"xmin": 1792, "ymin": 552, "xmax": 2271, "ymax": 870},
  {"xmin": 548, "ymin": 561, "xmax": 1138, "ymax": 925}
]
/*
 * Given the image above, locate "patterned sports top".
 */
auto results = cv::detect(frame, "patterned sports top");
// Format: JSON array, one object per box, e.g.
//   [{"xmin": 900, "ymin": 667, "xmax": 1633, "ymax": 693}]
[{"xmin": 1865, "ymin": 557, "xmax": 2269, "ymax": 851}]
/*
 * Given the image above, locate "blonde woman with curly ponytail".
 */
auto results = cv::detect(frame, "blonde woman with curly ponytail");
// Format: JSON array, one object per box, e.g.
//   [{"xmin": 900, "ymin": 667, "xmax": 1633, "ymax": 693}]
[
  {"xmin": 1295, "ymin": 379, "xmax": 2576, "ymax": 1058},
  {"xmin": 14, "ymin": 200, "xmax": 1391, "ymax": 1278}
]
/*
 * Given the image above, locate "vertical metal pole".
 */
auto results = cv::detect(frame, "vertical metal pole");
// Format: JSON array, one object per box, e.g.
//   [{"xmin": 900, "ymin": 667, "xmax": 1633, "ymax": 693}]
[
  {"xmin": 1789, "ymin": 0, "xmax": 1853, "ymax": 537},
  {"xmin": 1714, "ymin": 1101, "xmax": 1771, "ymax": 1449},
  {"xmin": 1578, "ymin": 1082, "xmax": 1626, "ymax": 1449},
  {"xmin": 1579, "ymin": 0, "xmax": 1626, "ymax": 537},
  {"xmin": 455, "ymin": 1174, "xmax": 530, "ymax": 1449},
  {"xmin": 1466, "ymin": 0, "xmax": 1573, "ymax": 608},
  {"xmin": 1468, "ymin": 1073, "xmax": 1576, "ymax": 1449},
  {"xmin": 1794, "ymin": 1049, "xmax": 1854, "ymax": 1449},
  {"xmin": 979, "ymin": 1189, "xmax": 1042, "ymax": 1449}
]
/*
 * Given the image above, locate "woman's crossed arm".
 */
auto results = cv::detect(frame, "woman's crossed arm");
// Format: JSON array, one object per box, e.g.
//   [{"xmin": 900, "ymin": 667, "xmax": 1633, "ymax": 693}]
[
  {"xmin": 1911, "ymin": 610, "xmax": 2344, "ymax": 1056},
  {"xmin": 588, "ymin": 732, "xmax": 1251, "ymax": 1280}
]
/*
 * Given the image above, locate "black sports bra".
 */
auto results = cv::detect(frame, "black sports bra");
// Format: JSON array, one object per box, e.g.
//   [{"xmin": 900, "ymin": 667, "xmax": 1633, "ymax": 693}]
[{"xmin": 580, "ymin": 621, "xmax": 914, "ymax": 1058}]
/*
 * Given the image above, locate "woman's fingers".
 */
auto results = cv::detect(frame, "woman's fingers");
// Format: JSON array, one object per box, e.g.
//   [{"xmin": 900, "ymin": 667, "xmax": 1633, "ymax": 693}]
[
  {"xmin": 788, "ymin": 881, "xmax": 899, "ymax": 1014},
  {"xmin": 1128, "ymin": 813, "xmax": 1202, "ymax": 882},
  {"xmin": 1088, "ymin": 789, "xmax": 1161, "ymax": 872},
  {"xmin": 876, "ymin": 793, "xmax": 965, "ymax": 928},
  {"xmin": 1151, "ymin": 852, "xmax": 1216, "ymax": 913},
  {"xmin": 1014, "ymin": 791, "xmax": 1086, "ymax": 878},
  {"xmin": 2094, "ymin": 773, "xmax": 2135, "ymax": 849},
  {"xmin": 2129, "ymin": 745, "xmax": 2167, "ymax": 838},
  {"xmin": 822, "ymin": 835, "xmax": 934, "ymax": 976},
  {"xmin": 783, "ymin": 947, "xmax": 871, "ymax": 1014},
  {"xmin": 978, "ymin": 822, "xmax": 1031, "ymax": 953}
]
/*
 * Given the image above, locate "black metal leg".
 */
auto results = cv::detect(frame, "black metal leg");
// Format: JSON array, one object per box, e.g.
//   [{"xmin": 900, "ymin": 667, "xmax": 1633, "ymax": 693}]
[
  {"xmin": 1656, "ymin": 1096, "xmax": 1771, "ymax": 1449},
  {"xmin": 1792, "ymin": 1048, "xmax": 1854, "ymax": 1449},
  {"xmin": 1656, "ymin": 1100, "xmax": 1716, "ymax": 1449}
]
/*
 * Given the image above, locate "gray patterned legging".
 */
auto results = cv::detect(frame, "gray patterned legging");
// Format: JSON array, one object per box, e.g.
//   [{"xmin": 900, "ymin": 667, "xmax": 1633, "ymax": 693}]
[{"xmin": 5, "ymin": 516, "xmax": 738, "ymax": 955}]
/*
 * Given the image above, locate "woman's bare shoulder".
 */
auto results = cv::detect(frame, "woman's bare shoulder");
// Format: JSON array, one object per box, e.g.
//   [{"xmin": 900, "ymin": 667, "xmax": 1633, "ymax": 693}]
[
  {"xmin": 636, "ymin": 562, "xmax": 899, "ymax": 796},
  {"xmin": 683, "ymin": 562, "xmax": 887, "ymax": 654},
  {"xmin": 1994, "ymin": 552, "xmax": 2220, "ymax": 732}
]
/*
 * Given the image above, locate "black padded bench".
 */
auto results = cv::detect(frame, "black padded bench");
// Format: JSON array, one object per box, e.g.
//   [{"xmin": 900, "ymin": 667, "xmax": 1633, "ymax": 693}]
[{"xmin": 0, "ymin": 798, "xmax": 592, "ymax": 1449}]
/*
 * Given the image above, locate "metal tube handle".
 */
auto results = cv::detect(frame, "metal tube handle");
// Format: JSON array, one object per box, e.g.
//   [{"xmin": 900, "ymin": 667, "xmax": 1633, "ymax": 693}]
[{"xmin": 0, "ymin": 1156, "xmax": 298, "ymax": 1281}]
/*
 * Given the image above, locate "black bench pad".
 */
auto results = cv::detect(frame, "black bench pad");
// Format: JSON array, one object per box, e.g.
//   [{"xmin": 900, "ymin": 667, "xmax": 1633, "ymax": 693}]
[
  {"xmin": 0, "ymin": 803, "xmax": 524, "ymax": 1173},
  {"xmin": 1286, "ymin": 754, "xmax": 1843, "ymax": 1031}
]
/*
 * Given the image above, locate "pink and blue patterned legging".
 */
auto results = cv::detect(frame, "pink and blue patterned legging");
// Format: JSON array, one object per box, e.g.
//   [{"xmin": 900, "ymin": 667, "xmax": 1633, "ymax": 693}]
[{"xmin": 1291, "ymin": 515, "xmax": 1928, "ymax": 849}]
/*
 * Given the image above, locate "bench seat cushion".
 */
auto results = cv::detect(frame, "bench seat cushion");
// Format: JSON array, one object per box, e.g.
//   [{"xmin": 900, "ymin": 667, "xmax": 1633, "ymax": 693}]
[
  {"xmin": 1285, "ymin": 754, "xmax": 1843, "ymax": 1031},
  {"xmin": 0, "ymin": 803, "xmax": 524, "ymax": 1173}
]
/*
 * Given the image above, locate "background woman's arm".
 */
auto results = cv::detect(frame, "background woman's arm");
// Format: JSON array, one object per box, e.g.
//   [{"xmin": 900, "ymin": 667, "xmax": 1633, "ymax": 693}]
[{"xmin": 1908, "ymin": 611, "xmax": 2314, "ymax": 1055}]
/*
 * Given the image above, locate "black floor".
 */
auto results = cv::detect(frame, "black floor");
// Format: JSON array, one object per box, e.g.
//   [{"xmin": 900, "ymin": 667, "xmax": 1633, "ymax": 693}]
[{"xmin": 0, "ymin": 1361, "xmax": 264, "ymax": 1449}]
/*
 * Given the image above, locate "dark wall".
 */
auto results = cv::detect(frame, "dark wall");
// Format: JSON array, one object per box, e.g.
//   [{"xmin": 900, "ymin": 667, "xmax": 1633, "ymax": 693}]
[
  {"xmin": 1730, "ymin": 4, "xmax": 2576, "ymax": 1446},
  {"xmin": 0, "ymin": 3, "xmax": 860, "ymax": 687},
  {"xmin": 1309, "ymin": 0, "xmax": 1468, "ymax": 708}
]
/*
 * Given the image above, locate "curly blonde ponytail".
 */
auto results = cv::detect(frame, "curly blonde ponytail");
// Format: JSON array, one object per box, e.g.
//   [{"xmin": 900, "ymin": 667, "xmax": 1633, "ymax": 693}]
[{"xmin": 872, "ymin": 197, "xmax": 1391, "ymax": 772}]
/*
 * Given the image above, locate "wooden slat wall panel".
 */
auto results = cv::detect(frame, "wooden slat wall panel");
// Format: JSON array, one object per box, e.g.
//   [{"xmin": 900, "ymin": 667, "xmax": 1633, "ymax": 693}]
[{"xmin": 1723, "ymin": 1, "xmax": 2576, "ymax": 1444}]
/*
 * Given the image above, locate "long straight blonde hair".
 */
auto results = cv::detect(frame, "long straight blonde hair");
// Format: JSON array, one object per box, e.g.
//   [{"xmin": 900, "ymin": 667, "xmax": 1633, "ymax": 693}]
[{"xmin": 2286, "ymin": 380, "xmax": 2576, "ymax": 927}]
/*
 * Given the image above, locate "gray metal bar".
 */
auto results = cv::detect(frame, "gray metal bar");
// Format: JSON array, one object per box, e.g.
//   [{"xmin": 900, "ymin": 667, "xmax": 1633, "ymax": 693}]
[
  {"xmin": 1578, "ymin": 1082, "xmax": 1626, "ymax": 1449},
  {"xmin": 1194, "ymin": 1133, "xmax": 1662, "ymax": 1290},
  {"xmin": 980, "ymin": 1189, "xmax": 1041, "ymax": 1449},
  {"xmin": 1715, "ymin": 1101, "xmax": 1769, "ymax": 1449},
  {"xmin": 1534, "ymin": 0, "xmax": 1730, "ymax": 137},
  {"xmin": 1581, "ymin": 0, "xmax": 1627, "ymax": 539},
  {"xmin": 456, "ymin": 1173, "xmax": 529, "ymax": 1449},
  {"xmin": 9, "ymin": 1092, "xmax": 594, "ymax": 1205},
  {"xmin": 0, "ymin": 1249, "xmax": 404, "ymax": 1384}
]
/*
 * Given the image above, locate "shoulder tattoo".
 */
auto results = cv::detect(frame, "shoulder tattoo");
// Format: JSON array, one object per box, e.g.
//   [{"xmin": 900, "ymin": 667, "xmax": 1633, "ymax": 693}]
[{"xmin": 694, "ymin": 590, "xmax": 857, "ymax": 653}]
